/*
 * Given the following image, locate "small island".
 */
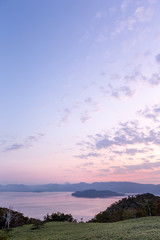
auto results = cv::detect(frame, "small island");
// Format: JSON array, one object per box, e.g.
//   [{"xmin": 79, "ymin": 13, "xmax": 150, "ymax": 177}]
[{"xmin": 72, "ymin": 189, "xmax": 125, "ymax": 198}]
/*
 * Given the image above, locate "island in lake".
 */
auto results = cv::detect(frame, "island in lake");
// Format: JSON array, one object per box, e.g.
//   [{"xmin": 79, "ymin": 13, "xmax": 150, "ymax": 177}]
[{"xmin": 72, "ymin": 189, "xmax": 125, "ymax": 198}]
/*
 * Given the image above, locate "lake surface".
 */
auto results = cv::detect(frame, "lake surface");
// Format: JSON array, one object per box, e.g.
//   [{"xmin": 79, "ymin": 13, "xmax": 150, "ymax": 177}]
[{"xmin": 0, "ymin": 192, "xmax": 125, "ymax": 222}]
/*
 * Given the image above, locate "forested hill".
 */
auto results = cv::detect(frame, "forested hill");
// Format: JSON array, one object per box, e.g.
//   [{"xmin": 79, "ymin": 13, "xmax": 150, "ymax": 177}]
[
  {"xmin": 72, "ymin": 189, "xmax": 125, "ymax": 198},
  {"xmin": 89, "ymin": 193, "xmax": 160, "ymax": 223},
  {"xmin": 1, "ymin": 182, "xmax": 160, "ymax": 194}
]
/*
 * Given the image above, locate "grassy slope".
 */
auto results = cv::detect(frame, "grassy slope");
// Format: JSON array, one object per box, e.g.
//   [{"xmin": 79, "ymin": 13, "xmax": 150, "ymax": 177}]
[{"xmin": 3, "ymin": 217, "xmax": 160, "ymax": 240}]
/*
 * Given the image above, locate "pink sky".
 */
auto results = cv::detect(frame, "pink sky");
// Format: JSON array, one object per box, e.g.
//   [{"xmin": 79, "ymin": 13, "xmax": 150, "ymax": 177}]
[{"xmin": 1, "ymin": 0, "xmax": 160, "ymax": 184}]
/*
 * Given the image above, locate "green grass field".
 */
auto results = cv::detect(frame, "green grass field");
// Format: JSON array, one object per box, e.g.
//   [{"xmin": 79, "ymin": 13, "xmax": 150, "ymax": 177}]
[{"xmin": 2, "ymin": 217, "xmax": 160, "ymax": 240}]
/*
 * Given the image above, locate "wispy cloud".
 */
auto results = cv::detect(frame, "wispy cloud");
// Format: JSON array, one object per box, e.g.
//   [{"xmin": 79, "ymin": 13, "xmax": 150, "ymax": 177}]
[
  {"xmin": 59, "ymin": 108, "xmax": 72, "ymax": 126},
  {"xmin": 75, "ymin": 152, "xmax": 101, "ymax": 159},
  {"xmin": 113, "ymin": 148, "xmax": 149, "ymax": 156},
  {"xmin": 95, "ymin": 122, "xmax": 160, "ymax": 150},
  {"xmin": 100, "ymin": 168, "xmax": 110, "ymax": 173},
  {"xmin": 84, "ymin": 97, "xmax": 99, "ymax": 107},
  {"xmin": 59, "ymin": 96, "xmax": 101, "ymax": 126},
  {"xmin": 109, "ymin": 84, "xmax": 135, "ymax": 99},
  {"xmin": 5, "ymin": 144, "xmax": 24, "ymax": 151},
  {"xmin": 125, "ymin": 69, "xmax": 160, "ymax": 86},
  {"xmin": 82, "ymin": 162, "xmax": 94, "ymax": 167},
  {"xmin": 77, "ymin": 103, "xmax": 160, "ymax": 156},
  {"xmin": 155, "ymin": 53, "xmax": 160, "ymax": 63},
  {"xmin": 80, "ymin": 111, "xmax": 92, "ymax": 123},
  {"xmin": 111, "ymin": 161, "xmax": 160, "ymax": 174},
  {"xmin": 100, "ymin": 84, "xmax": 135, "ymax": 99},
  {"xmin": 138, "ymin": 104, "xmax": 160, "ymax": 122},
  {"xmin": 59, "ymin": 103, "xmax": 81, "ymax": 126},
  {"xmin": 135, "ymin": 6, "xmax": 153, "ymax": 22},
  {"xmin": 74, "ymin": 102, "xmax": 160, "ymax": 181},
  {"xmin": 4, "ymin": 134, "xmax": 45, "ymax": 152},
  {"xmin": 113, "ymin": 5, "xmax": 153, "ymax": 35},
  {"xmin": 80, "ymin": 98, "xmax": 101, "ymax": 123}
]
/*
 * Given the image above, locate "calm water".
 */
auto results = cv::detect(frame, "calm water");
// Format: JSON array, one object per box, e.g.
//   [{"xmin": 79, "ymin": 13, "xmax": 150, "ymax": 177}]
[{"xmin": 0, "ymin": 192, "xmax": 125, "ymax": 221}]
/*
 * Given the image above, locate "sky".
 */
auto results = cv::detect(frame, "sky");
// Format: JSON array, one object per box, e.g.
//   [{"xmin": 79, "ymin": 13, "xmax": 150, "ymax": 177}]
[{"xmin": 1, "ymin": 0, "xmax": 160, "ymax": 184}]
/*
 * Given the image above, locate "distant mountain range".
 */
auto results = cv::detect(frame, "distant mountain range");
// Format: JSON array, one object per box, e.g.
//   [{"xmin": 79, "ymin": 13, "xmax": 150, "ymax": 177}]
[{"xmin": 0, "ymin": 182, "xmax": 160, "ymax": 194}]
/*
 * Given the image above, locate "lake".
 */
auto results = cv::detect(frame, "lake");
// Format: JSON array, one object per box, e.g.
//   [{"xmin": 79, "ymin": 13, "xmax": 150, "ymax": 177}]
[{"xmin": 0, "ymin": 192, "xmax": 125, "ymax": 222}]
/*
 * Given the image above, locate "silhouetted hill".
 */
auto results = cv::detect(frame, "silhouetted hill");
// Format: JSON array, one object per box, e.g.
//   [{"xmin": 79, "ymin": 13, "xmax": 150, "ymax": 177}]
[
  {"xmin": 0, "ymin": 182, "xmax": 160, "ymax": 194},
  {"xmin": 72, "ymin": 189, "xmax": 125, "ymax": 198}
]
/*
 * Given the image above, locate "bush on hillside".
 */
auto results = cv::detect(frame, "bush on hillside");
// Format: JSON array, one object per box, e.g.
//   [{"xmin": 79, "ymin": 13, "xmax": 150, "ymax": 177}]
[
  {"xmin": 44, "ymin": 212, "xmax": 76, "ymax": 222},
  {"xmin": 31, "ymin": 219, "xmax": 44, "ymax": 230}
]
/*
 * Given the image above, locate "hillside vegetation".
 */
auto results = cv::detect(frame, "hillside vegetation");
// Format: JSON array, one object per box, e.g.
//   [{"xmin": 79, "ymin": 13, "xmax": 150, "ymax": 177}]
[
  {"xmin": 89, "ymin": 193, "xmax": 160, "ymax": 222},
  {"xmin": 1, "ymin": 217, "xmax": 160, "ymax": 240}
]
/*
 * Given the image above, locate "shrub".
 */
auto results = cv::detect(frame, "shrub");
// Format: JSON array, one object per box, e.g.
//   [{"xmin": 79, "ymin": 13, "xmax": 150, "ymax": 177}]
[
  {"xmin": 0, "ymin": 232, "xmax": 9, "ymax": 240},
  {"xmin": 31, "ymin": 219, "xmax": 44, "ymax": 230},
  {"xmin": 44, "ymin": 212, "xmax": 76, "ymax": 222}
]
